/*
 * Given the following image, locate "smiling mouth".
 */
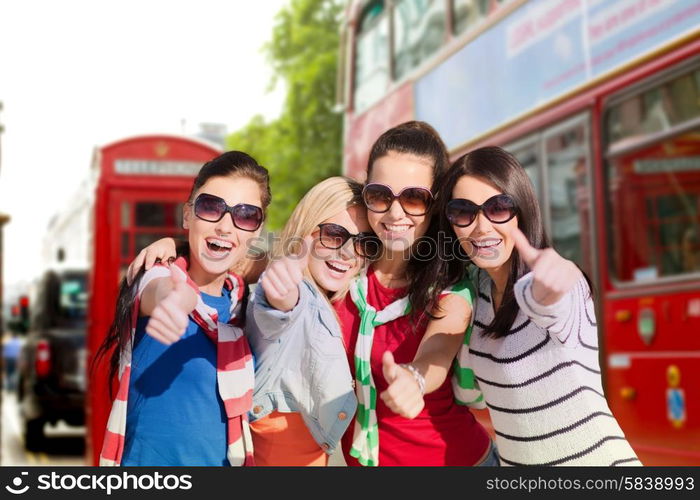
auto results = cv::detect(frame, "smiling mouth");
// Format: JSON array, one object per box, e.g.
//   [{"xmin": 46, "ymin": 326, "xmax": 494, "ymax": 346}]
[
  {"xmin": 325, "ymin": 261, "xmax": 350, "ymax": 275},
  {"xmin": 202, "ymin": 238, "xmax": 234, "ymax": 261},
  {"xmin": 471, "ymin": 239, "xmax": 502, "ymax": 250},
  {"xmin": 382, "ymin": 223, "xmax": 412, "ymax": 235}
]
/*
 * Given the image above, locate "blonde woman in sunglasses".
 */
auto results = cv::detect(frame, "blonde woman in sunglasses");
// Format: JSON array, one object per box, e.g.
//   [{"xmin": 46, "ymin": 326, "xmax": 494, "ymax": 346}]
[{"xmin": 245, "ymin": 176, "xmax": 382, "ymax": 466}]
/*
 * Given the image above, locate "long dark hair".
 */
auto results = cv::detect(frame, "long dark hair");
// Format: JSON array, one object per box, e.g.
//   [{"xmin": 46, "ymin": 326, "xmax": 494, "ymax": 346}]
[
  {"xmin": 434, "ymin": 146, "xmax": 550, "ymax": 338},
  {"xmin": 92, "ymin": 151, "xmax": 270, "ymax": 395},
  {"xmin": 366, "ymin": 121, "xmax": 450, "ymax": 320}
]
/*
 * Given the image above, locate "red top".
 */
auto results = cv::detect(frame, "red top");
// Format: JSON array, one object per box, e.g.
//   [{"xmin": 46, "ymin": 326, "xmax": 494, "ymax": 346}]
[{"xmin": 334, "ymin": 266, "xmax": 490, "ymax": 466}]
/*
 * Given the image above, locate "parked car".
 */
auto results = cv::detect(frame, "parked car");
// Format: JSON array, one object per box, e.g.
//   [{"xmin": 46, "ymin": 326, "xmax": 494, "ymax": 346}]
[{"xmin": 17, "ymin": 269, "xmax": 87, "ymax": 450}]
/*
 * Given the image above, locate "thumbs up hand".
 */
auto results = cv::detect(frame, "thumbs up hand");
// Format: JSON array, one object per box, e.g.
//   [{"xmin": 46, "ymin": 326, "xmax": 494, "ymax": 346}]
[
  {"xmin": 145, "ymin": 267, "xmax": 197, "ymax": 345},
  {"xmin": 511, "ymin": 227, "xmax": 581, "ymax": 306},
  {"xmin": 380, "ymin": 351, "xmax": 425, "ymax": 419},
  {"xmin": 261, "ymin": 235, "xmax": 313, "ymax": 312}
]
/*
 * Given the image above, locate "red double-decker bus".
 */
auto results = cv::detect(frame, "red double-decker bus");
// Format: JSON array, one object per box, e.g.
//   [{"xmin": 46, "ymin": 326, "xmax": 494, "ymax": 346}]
[
  {"xmin": 86, "ymin": 135, "xmax": 221, "ymax": 465},
  {"xmin": 338, "ymin": 0, "xmax": 700, "ymax": 464}
]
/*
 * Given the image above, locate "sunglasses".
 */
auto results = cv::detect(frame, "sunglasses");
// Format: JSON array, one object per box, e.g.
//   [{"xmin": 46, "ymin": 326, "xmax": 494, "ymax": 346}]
[
  {"xmin": 317, "ymin": 223, "xmax": 381, "ymax": 259},
  {"xmin": 445, "ymin": 194, "xmax": 517, "ymax": 227},
  {"xmin": 192, "ymin": 193, "xmax": 264, "ymax": 232},
  {"xmin": 362, "ymin": 183, "xmax": 433, "ymax": 216}
]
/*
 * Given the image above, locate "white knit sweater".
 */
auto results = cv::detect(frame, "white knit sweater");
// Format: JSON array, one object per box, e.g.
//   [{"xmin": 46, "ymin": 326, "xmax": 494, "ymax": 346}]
[{"xmin": 468, "ymin": 270, "xmax": 642, "ymax": 466}]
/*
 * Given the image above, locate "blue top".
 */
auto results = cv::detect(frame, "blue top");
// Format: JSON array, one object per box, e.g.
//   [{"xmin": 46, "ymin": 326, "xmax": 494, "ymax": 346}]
[
  {"xmin": 3, "ymin": 337, "xmax": 22, "ymax": 359},
  {"xmin": 122, "ymin": 290, "xmax": 231, "ymax": 466}
]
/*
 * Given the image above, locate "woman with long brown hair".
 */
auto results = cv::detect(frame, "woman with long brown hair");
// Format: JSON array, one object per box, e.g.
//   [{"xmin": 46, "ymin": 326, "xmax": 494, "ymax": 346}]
[
  {"xmin": 432, "ymin": 146, "xmax": 641, "ymax": 466},
  {"xmin": 334, "ymin": 121, "xmax": 495, "ymax": 466},
  {"xmin": 96, "ymin": 151, "xmax": 270, "ymax": 466}
]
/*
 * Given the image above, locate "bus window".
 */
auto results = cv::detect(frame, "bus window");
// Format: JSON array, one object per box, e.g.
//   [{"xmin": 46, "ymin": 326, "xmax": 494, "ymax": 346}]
[
  {"xmin": 452, "ymin": 0, "xmax": 512, "ymax": 35},
  {"xmin": 657, "ymin": 194, "xmax": 700, "ymax": 275},
  {"xmin": 452, "ymin": 0, "xmax": 489, "ymax": 35},
  {"xmin": 393, "ymin": 0, "xmax": 446, "ymax": 80},
  {"xmin": 612, "ymin": 157, "xmax": 700, "ymax": 282},
  {"xmin": 606, "ymin": 65, "xmax": 700, "ymax": 283},
  {"xmin": 354, "ymin": 0, "xmax": 390, "ymax": 113},
  {"xmin": 544, "ymin": 120, "xmax": 591, "ymax": 276},
  {"xmin": 508, "ymin": 139, "xmax": 540, "ymax": 201},
  {"xmin": 608, "ymin": 68, "xmax": 700, "ymax": 152}
]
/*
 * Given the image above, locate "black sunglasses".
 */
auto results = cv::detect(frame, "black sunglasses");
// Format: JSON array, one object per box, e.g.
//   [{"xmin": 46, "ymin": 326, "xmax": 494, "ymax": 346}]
[
  {"xmin": 192, "ymin": 193, "xmax": 264, "ymax": 232},
  {"xmin": 362, "ymin": 183, "xmax": 433, "ymax": 216},
  {"xmin": 317, "ymin": 223, "xmax": 381, "ymax": 259},
  {"xmin": 445, "ymin": 194, "xmax": 517, "ymax": 227}
]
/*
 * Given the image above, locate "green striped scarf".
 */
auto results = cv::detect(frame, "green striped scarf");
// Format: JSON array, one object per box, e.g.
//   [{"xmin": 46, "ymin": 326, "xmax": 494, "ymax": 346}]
[
  {"xmin": 348, "ymin": 269, "xmax": 411, "ymax": 466},
  {"xmin": 348, "ymin": 268, "xmax": 484, "ymax": 466},
  {"xmin": 450, "ymin": 267, "xmax": 485, "ymax": 408}
]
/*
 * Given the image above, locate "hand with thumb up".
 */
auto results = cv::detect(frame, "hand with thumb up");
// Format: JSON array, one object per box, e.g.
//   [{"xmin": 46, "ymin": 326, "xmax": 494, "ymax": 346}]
[
  {"xmin": 511, "ymin": 227, "xmax": 582, "ymax": 306},
  {"xmin": 145, "ymin": 267, "xmax": 198, "ymax": 345},
  {"xmin": 261, "ymin": 235, "xmax": 313, "ymax": 312},
  {"xmin": 379, "ymin": 351, "xmax": 425, "ymax": 419}
]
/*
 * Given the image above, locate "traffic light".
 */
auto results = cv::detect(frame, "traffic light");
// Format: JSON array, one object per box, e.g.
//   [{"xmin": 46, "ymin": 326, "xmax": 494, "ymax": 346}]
[
  {"xmin": 8, "ymin": 296, "xmax": 30, "ymax": 334},
  {"xmin": 19, "ymin": 295, "xmax": 30, "ymax": 332}
]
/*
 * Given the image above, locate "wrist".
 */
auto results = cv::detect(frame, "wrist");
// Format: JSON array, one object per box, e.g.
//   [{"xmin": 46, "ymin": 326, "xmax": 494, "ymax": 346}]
[
  {"xmin": 266, "ymin": 286, "xmax": 299, "ymax": 313},
  {"xmin": 172, "ymin": 286, "xmax": 197, "ymax": 312},
  {"xmin": 400, "ymin": 363, "xmax": 426, "ymax": 395}
]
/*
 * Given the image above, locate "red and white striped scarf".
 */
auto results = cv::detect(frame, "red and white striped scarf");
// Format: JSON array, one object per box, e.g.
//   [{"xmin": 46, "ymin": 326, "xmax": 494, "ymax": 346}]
[{"xmin": 99, "ymin": 257, "xmax": 255, "ymax": 466}]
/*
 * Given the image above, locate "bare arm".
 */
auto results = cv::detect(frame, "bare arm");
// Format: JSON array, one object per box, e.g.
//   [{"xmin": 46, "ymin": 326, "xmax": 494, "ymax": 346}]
[
  {"xmin": 139, "ymin": 276, "xmax": 175, "ymax": 316},
  {"xmin": 412, "ymin": 293, "xmax": 471, "ymax": 393},
  {"xmin": 380, "ymin": 293, "xmax": 471, "ymax": 418}
]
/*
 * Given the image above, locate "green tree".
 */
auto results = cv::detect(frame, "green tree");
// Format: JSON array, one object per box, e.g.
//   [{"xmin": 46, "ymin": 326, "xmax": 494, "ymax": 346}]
[{"xmin": 227, "ymin": 0, "xmax": 345, "ymax": 230}]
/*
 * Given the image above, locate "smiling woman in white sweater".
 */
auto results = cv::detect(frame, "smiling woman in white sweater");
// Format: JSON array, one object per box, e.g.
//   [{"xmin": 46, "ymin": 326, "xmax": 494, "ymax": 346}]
[{"xmin": 431, "ymin": 146, "xmax": 641, "ymax": 466}]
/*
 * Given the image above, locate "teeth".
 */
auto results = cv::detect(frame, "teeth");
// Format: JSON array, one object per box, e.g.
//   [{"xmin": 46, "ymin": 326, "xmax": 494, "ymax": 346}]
[
  {"xmin": 472, "ymin": 239, "xmax": 501, "ymax": 248},
  {"xmin": 327, "ymin": 262, "xmax": 350, "ymax": 273},
  {"xmin": 207, "ymin": 238, "xmax": 233, "ymax": 249},
  {"xmin": 384, "ymin": 224, "xmax": 411, "ymax": 232}
]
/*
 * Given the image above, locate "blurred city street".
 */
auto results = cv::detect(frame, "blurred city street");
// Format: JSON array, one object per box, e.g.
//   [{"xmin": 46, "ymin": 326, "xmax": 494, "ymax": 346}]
[{"xmin": 2, "ymin": 390, "xmax": 85, "ymax": 466}]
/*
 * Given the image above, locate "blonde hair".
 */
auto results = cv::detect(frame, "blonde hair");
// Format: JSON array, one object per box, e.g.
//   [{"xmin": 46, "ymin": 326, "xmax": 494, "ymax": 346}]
[{"xmin": 274, "ymin": 176, "xmax": 364, "ymax": 302}]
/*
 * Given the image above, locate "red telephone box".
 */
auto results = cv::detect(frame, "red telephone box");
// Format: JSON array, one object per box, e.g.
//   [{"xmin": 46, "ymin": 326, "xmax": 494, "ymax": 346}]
[{"xmin": 86, "ymin": 135, "xmax": 221, "ymax": 465}]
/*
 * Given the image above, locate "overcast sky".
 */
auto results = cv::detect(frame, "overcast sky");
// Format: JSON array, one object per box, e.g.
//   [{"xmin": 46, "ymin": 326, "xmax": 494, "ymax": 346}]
[{"xmin": 0, "ymin": 0, "xmax": 287, "ymax": 288}]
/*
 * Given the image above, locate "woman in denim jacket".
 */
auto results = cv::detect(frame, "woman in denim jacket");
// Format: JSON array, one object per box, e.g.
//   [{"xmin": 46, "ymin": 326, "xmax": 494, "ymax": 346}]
[{"xmin": 246, "ymin": 176, "xmax": 380, "ymax": 466}]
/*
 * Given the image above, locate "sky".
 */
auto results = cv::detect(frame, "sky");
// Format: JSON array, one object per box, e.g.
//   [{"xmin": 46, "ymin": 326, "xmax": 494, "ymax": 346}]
[{"xmin": 0, "ymin": 0, "xmax": 287, "ymax": 289}]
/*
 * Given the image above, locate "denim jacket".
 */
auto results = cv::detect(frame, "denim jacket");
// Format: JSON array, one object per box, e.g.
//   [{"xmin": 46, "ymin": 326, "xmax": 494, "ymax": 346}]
[{"xmin": 246, "ymin": 278, "xmax": 357, "ymax": 454}]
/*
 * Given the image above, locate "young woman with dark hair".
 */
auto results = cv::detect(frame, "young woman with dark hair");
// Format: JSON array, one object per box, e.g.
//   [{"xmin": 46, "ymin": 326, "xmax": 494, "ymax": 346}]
[
  {"xmin": 432, "ymin": 145, "xmax": 641, "ymax": 466},
  {"xmin": 95, "ymin": 151, "xmax": 270, "ymax": 466},
  {"xmin": 334, "ymin": 121, "xmax": 495, "ymax": 466}
]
